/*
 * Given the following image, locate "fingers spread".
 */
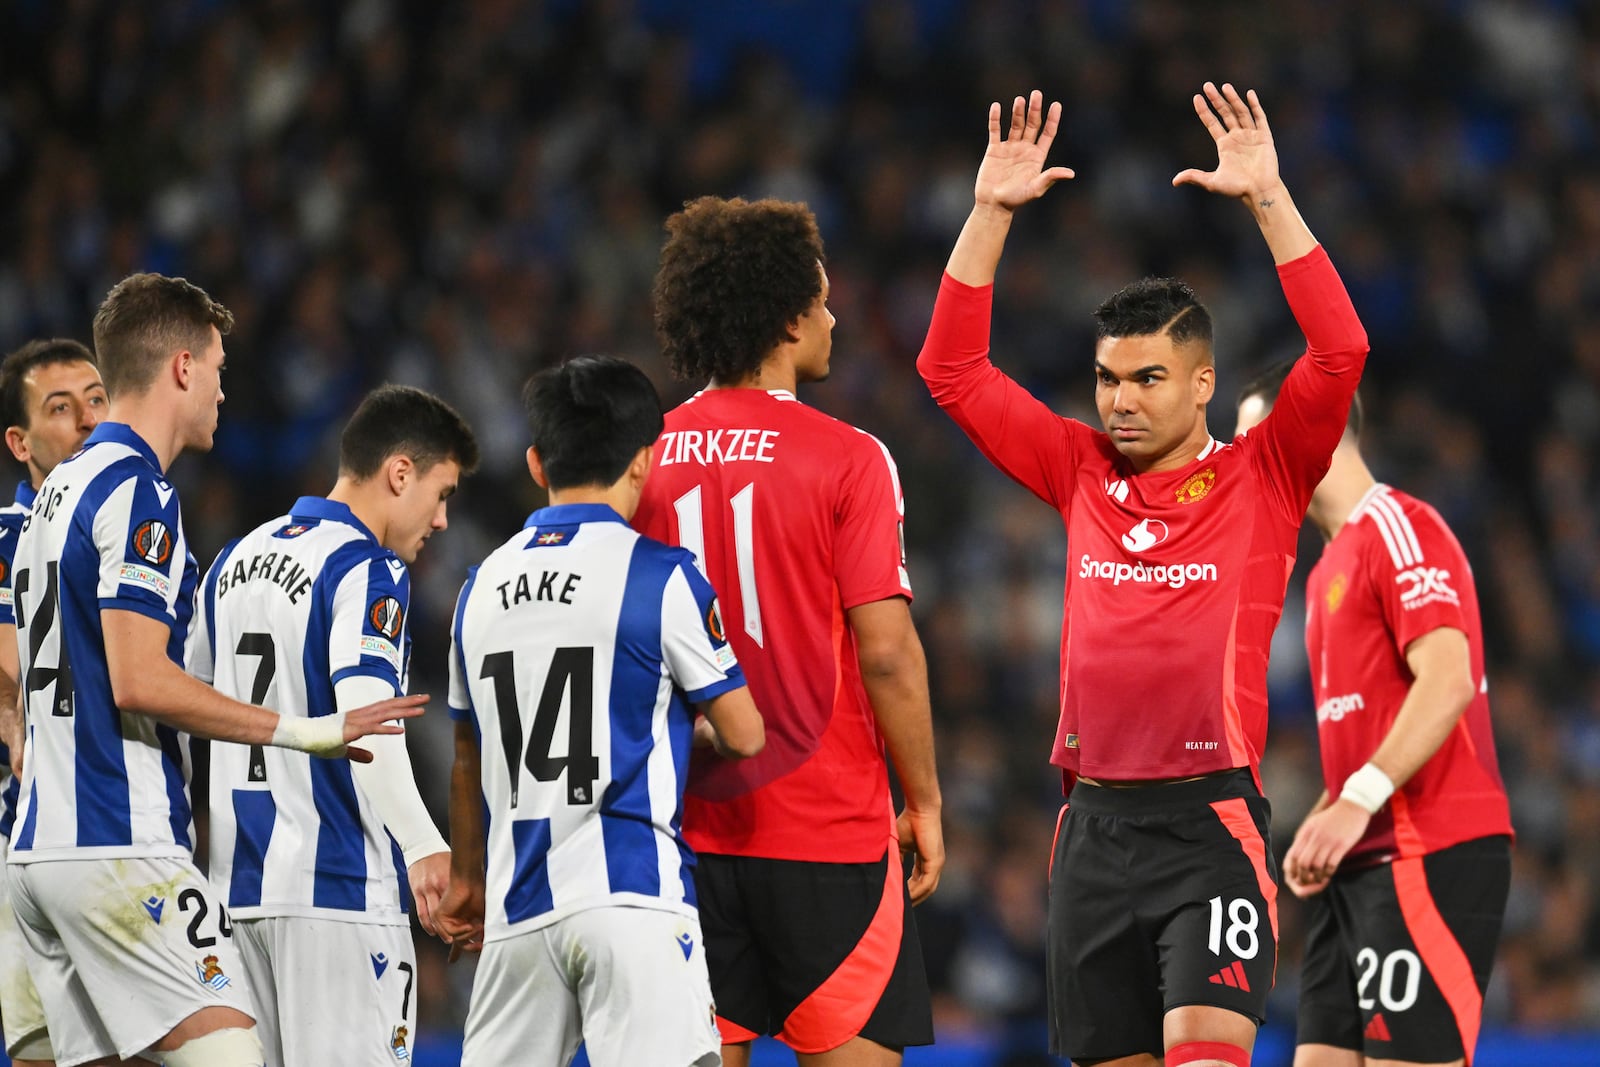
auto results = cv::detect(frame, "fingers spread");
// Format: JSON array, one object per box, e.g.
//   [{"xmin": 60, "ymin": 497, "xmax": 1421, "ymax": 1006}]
[
  {"xmin": 1202, "ymin": 81, "xmax": 1233, "ymax": 128},
  {"xmin": 988, "ymin": 101, "xmax": 1001, "ymax": 144},
  {"xmin": 1009, "ymin": 95, "xmax": 1026, "ymax": 141}
]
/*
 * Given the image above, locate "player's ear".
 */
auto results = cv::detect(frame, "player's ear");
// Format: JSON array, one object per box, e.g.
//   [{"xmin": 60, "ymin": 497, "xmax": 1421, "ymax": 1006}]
[
  {"xmin": 172, "ymin": 348, "xmax": 193, "ymax": 390},
  {"xmin": 526, "ymin": 446, "xmax": 550, "ymax": 490},
  {"xmin": 4, "ymin": 425, "xmax": 30, "ymax": 465},
  {"xmin": 630, "ymin": 444, "xmax": 653, "ymax": 485},
  {"xmin": 386, "ymin": 453, "xmax": 414, "ymax": 496},
  {"xmin": 1193, "ymin": 361, "xmax": 1215, "ymax": 404}
]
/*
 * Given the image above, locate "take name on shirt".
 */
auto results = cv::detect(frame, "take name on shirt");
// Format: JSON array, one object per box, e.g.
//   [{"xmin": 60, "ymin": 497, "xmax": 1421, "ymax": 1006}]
[
  {"xmin": 498, "ymin": 569, "xmax": 581, "ymax": 610},
  {"xmin": 658, "ymin": 428, "xmax": 779, "ymax": 466},
  {"xmin": 215, "ymin": 550, "xmax": 313, "ymax": 604}
]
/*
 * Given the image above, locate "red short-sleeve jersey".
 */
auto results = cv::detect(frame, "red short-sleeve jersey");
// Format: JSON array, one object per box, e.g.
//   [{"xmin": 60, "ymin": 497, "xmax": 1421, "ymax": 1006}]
[
  {"xmin": 917, "ymin": 246, "xmax": 1370, "ymax": 783},
  {"xmin": 1304, "ymin": 485, "xmax": 1512, "ymax": 868},
  {"xmin": 633, "ymin": 388, "xmax": 911, "ymax": 862}
]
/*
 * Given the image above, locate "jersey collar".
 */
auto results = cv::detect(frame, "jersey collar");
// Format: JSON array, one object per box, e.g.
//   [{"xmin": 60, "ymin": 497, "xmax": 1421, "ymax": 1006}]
[
  {"xmin": 13, "ymin": 480, "xmax": 36, "ymax": 509},
  {"xmin": 1347, "ymin": 482, "xmax": 1389, "ymax": 525},
  {"xmin": 290, "ymin": 496, "xmax": 379, "ymax": 543},
  {"xmin": 85, "ymin": 422, "xmax": 161, "ymax": 471},
  {"xmin": 522, "ymin": 503, "xmax": 628, "ymax": 529}
]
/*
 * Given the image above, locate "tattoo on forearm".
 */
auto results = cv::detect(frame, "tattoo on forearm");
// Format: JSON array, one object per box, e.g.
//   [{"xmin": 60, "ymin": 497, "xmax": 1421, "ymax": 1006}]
[{"xmin": 1258, "ymin": 197, "xmax": 1275, "ymax": 209}]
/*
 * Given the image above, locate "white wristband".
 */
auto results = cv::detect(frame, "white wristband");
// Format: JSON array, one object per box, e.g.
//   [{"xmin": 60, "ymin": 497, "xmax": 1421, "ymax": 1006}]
[
  {"xmin": 270, "ymin": 714, "xmax": 347, "ymax": 758},
  {"xmin": 1339, "ymin": 762, "xmax": 1395, "ymax": 815}
]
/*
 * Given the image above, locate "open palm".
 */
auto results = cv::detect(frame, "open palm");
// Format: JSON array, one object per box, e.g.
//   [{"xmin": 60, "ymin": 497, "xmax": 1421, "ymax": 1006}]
[
  {"xmin": 1173, "ymin": 82, "xmax": 1281, "ymax": 200},
  {"xmin": 975, "ymin": 90, "xmax": 1075, "ymax": 210}
]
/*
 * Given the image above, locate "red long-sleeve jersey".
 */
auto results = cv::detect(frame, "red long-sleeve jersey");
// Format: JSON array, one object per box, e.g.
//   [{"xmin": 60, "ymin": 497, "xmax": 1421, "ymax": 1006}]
[{"xmin": 918, "ymin": 245, "xmax": 1368, "ymax": 781}]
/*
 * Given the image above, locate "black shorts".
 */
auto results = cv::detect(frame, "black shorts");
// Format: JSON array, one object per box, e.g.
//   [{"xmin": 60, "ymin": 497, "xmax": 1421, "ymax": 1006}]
[
  {"xmin": 694, "ymin": 847, "xmax": 933, "ymax": 1054},
  {"xmin": 1297, "ymin": 835, "xmax": 1510, "ymax": 1061},
  {"xmin": 1047, "ymin": 770, "xmax": 1279, "ymax": 1062}
]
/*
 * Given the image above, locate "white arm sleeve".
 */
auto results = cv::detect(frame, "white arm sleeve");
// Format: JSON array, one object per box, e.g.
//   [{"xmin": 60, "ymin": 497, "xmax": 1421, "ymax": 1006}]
[{"xmin": 337, "ymin": 674, "xmax": 449, "ymax": 868}]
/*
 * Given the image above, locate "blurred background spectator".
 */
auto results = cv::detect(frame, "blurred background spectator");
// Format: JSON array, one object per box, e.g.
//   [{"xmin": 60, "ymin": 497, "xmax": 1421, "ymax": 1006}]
[{"xmin": 2, "ymin": 0, "xmax": 1598, "ymax": 1060}]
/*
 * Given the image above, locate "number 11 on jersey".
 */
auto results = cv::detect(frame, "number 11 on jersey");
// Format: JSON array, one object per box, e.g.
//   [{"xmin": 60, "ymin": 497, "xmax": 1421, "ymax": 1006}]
[{"xmin": 674, "ymin": 484, "xmax": 763, "ymax": 647}]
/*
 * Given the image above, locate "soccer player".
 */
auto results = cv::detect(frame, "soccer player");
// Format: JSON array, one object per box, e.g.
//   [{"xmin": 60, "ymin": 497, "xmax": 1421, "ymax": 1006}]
[
  {"xmin": 439, "ymin": 356, "xmax": 764, "ymax": 1067},
  {"xmin": 189, "ymin": 384, "xmax": 478, "ymax": 1067},
  {"xmin": 5, "ymin": 273, "xmax": 422, "ymax": 1067},
  {"xmin": 916, "ymin": 86, "xmax": 1369, "ymax": 1067},
  {"xmin": 634, "ymin": 195, "xmax": 943, "ymax": 1066},
  {"xmin": 0, "ymin": 338, "xmax": 107, "ymax": 1067},
  {"xmin": 1236, "ymin": 367, "xmax": 1511, "ymax": 1067}
]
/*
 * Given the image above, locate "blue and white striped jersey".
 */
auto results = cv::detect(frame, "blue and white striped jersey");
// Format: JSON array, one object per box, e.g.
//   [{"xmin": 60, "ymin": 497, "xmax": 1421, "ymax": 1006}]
[
  {"xmin": 190, "ymin": 497, "xmax": 415, "ymax": 924},
  {"xmin": 0, "ymin": 480, "xmax": 36, "ymax": 841},
  {"xmin": 9, "ymin": 424, "xmax": 198, "ymax": 863},
  {"xmin": 448, "ymin": 503, "xmax": 745, "ymax": 941}
]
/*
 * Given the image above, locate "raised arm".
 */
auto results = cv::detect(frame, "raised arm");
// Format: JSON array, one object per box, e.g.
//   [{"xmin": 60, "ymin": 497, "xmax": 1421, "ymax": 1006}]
[
  {"xmin": 946, "ymin": 90, "xmax": 1076, "ymax": 285},
  {"xmin": 1173, "ymin": 82, "xmax": 1315, "ymax": 265},
  {"xmin": 918, "ymin": 90, "xmax": 1085, "ymax": 510}
]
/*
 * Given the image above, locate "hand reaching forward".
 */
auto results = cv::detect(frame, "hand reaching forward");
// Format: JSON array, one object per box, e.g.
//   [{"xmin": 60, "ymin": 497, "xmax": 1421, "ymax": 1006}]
[
  {"xmin": 974, "ymin": 90, "xmax": 1075, "ymax": 211},
  {"xmin": 1173, "ymin": 82, "xmax": 1281, "ymax": 202}
]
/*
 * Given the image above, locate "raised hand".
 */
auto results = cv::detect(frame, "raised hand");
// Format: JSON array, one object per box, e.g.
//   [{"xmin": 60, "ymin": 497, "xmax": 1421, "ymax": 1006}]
[
  {"xmin": 975, "ymin": 90, "xmax": 1075, "ymax": 211},
  {"xmin": 1173, "ymin": 82, "xmax": 1281, "ymax": 202}
]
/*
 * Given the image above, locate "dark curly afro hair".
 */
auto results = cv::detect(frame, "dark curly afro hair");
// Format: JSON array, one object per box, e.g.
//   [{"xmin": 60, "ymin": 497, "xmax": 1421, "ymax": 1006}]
[{"xmin": 653, "ymin": 197, "xmax": 825, "ymax": 385}]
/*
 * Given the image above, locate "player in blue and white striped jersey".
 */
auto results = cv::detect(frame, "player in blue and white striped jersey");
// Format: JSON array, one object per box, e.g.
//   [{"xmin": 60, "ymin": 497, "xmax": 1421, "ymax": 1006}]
[
  {"xmin": 7, "ymin": 275, "xmax": 421, "ymax": 1067},
  {"xmin": 190, "ymin": 385, "xmax": 478, "ymax": 1067},
  {"xmin": 0, "ymin": 338, "xmax": 107, "ymax": 1067},
  {"xmin": 439, "ymin": 357, "xmax": 764, "ymax": 1067}
]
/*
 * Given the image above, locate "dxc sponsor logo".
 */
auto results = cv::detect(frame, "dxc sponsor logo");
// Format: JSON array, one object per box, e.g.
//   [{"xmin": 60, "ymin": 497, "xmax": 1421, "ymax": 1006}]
[{"xmin": 1396, "ymin": 566, "xmax": 1457, "ymax": 609}]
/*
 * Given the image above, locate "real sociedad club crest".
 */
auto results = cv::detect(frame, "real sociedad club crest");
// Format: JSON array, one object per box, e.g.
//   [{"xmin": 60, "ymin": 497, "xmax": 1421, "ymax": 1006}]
[
  {"xmin": 131, "ymin": 519, "xmax": 174, "ymax": 566},
  {"xmin": 195, "ymin": 954, "xmax": 231, "ymax": 991},
  {"xmin": 390, "ymin": 1025, "xmax": 411, "ymax": 1061},
  {"xmin": 368, "ymin": 595, "xmax": 404, "ymax": 640}
]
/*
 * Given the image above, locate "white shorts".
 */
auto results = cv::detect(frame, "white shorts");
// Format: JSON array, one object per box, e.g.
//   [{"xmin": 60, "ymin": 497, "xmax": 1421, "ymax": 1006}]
[
  {"xmin": 462, "ymin": 906, "xmax": 720, "ymax": 1067},
  {"xmin": 234, "ymin": 914, "xmax": 417, "ymax": 1067},
  {"xmin": 0, "ymin": 837, "xmax": 52, "ymax": 1059},
  {"xmin": 8, "ymin": 855, "xmax": 255, "ymax": 1067}
]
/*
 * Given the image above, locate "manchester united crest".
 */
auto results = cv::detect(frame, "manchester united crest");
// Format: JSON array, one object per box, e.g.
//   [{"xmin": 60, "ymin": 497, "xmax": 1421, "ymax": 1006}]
[
  {"xmin": 1175, "ymin": 467, "xmax": 1216, "ymax": 504},
  {"xmin": 1326, "ymin": 573, "xmax": 1347, "ymax": 614}
]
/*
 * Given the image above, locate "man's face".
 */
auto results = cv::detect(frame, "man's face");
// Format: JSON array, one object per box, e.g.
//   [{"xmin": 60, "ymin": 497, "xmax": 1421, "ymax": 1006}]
[
  {"xmin": 1093, "ymin": 332, "xmax": 1214, "ymax": 469},
  {"xmin": 185, "ymin": 326, "xmax": 226, "ymax": 451},
  {"xmin": 387, "ymin": 458, "xmax": 461, "ymax": 564},
  {"xmin": 792, "ymin": 265, "xmax": 835, "ymax": 384},
  {"xmin": 8, "ymin": 360, "xmax": 108, "ymax": 481}
]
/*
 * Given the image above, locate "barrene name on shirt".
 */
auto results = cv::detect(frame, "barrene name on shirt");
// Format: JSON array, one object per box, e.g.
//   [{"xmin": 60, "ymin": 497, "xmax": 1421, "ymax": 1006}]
[
  {"xmin": 215, "ymin": 548, "xmax": 314, "ymax": 604},
  {"xmin": 658, "ymin": 427, "xmax": 779, "ymax": 467}
]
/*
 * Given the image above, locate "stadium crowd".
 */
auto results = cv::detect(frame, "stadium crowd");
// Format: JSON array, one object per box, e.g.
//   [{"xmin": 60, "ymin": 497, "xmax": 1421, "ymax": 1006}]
[{"xmin": 2, "ymin": 0, "xmax": 1598, "ymax": 1055}]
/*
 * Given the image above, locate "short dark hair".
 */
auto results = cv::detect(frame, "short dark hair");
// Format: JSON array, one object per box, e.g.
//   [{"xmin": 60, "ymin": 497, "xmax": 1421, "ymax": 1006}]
[
  {"xmin": 340, "ymin": 385, "xmax": 480, "ymax": 479},
  {"xmin": 523, "ymin": 357, "xmax": 663, "ymax": 490},
  {"xmin": 1093, "ymin": 278, "xmax": 1213, "ymax": 356},
  {"xmin": 654, "ymin": 196, "xmax": 825, "ymax": 384},
  {"xmin": 91, "ymin": 273, "xmax": 234, "ymax": 397},
  {"xmin": 0, "ymin": 338, "xmax": 98, "ymax": 430},
  {"xmin": 1237, "ymin": 357, "xmax": 1364, "ymax": 436}
]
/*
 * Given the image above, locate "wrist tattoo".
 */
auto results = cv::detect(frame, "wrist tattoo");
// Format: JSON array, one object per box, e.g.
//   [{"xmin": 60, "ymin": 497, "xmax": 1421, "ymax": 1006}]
[{"xmin": 1258, "ymin": 197, "xmax": 1275, "ymax": 208}]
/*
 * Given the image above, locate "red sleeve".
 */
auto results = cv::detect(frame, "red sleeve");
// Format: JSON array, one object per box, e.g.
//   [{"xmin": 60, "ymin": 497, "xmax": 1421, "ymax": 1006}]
[
  {"xmin": 1246, "ymin": 245, "xmax": 1370, "ymax": 523},
  {"xmin": 1364, "ymin": 497, "xmax": 1471, "ymax": 653},
  {"xmin": 917, "ymin": 273, "xmax": 1085, "ymax": 510},
  {"xmin": 833, "ymin": 429, "xmax": 913, "ymax": 610}
]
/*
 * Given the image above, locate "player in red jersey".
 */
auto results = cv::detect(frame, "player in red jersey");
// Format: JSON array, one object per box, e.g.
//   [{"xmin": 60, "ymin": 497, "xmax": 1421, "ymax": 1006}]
[
  {"xmin": 634, "ymin": 196, "xmax": 942, "ymax": 1065},
  {"xmin": 917, "ymin": 85, "xmax": 1369, "ymax": 1067},
  {"xmin": 1237, "ymin": 366, "xmax": 1511, "ymax": 1067}
]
